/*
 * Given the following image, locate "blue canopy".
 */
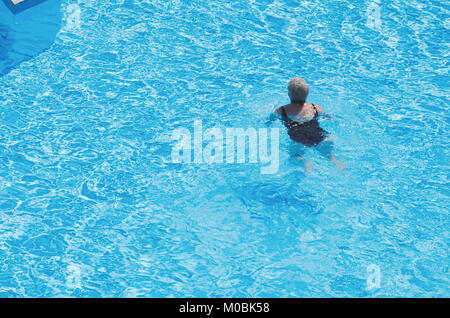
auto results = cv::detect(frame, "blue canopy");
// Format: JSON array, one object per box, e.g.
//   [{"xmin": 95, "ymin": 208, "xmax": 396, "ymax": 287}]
[{"xmin": 1, "ymin": 0, "xmax": 48, "ymax": 14}]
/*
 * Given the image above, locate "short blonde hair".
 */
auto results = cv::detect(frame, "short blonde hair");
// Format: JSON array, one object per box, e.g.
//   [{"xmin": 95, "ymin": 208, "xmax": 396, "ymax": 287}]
[{"xmin": 288, "ymin": 77, "xmax": 309, "ymax": 103}]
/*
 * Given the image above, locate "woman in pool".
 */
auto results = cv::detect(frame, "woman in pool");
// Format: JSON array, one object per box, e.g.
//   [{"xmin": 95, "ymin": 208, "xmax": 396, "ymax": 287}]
[{"xmin": 274, "ymin": 77, "xmax": 345, "ymax": 171}]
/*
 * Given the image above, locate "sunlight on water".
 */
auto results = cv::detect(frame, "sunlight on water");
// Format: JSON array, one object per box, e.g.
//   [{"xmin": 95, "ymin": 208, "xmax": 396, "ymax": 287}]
[{"xmin": 0, "ymin": 0, "xmax": 448, "ymax": 297}]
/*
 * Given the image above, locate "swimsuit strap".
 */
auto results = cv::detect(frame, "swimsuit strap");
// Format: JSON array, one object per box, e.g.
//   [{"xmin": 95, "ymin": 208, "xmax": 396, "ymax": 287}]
[{"xmin": 312, "ymin": 104, "xmax": 319, "ymax": 117}]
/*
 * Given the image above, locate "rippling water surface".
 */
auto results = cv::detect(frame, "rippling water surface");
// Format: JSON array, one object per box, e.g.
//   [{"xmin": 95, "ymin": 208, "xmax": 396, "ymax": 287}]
[{"xmin": 0, "ymin": 0, "xmax": 448, "ymax": 297}]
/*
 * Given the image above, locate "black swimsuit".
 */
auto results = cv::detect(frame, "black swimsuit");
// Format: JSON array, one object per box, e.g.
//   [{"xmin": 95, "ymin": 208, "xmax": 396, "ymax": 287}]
[{"xmin": 280, "ymin": 104, "xmax": 328, "ymax": 147}]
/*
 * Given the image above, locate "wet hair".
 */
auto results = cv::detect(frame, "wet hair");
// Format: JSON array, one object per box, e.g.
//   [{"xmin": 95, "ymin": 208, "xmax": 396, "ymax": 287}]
[{"xmin": 288, "ymin": 77, "xmax": 309, "ymax": 103}]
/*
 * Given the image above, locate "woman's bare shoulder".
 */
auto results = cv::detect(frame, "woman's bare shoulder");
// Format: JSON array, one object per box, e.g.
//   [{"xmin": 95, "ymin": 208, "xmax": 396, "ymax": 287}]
[{"xmin": 274, "ymin": 104, "xmax": 288, "ymax": 114}]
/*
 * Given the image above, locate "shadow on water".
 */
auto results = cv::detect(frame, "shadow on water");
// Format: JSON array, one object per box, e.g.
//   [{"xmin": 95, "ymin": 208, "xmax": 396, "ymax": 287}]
[{"xmin": 0, "ymin": 0, "xmax": 62, "ymax": 77}]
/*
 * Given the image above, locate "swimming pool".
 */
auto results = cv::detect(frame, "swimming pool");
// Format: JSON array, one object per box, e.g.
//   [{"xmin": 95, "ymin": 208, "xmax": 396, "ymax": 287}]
[{"xmin": 0, "ymin": 0, "xmax": 448, "ymax": 297}]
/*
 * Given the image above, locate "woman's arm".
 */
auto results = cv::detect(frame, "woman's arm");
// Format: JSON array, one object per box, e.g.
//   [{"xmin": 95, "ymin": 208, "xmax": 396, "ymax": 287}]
[
  {"xmin": 314, "ymin": 104, "xmax": 334, "ymax": 119},
  {"xmin": 265, "ymin": 106, "xmax": 281, "ymax": 126}
]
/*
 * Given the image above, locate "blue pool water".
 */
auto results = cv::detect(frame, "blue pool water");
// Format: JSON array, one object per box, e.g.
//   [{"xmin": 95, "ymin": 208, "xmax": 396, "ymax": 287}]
[{"xmin": 0, "ymin": 0, "xmax": 449, "ymax": 297}]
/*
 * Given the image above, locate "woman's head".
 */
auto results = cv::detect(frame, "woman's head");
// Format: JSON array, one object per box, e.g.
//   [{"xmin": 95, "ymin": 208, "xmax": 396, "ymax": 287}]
[{"xmin": 288, "ymin": 77, "xmax": 309, "ymax": 103}]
